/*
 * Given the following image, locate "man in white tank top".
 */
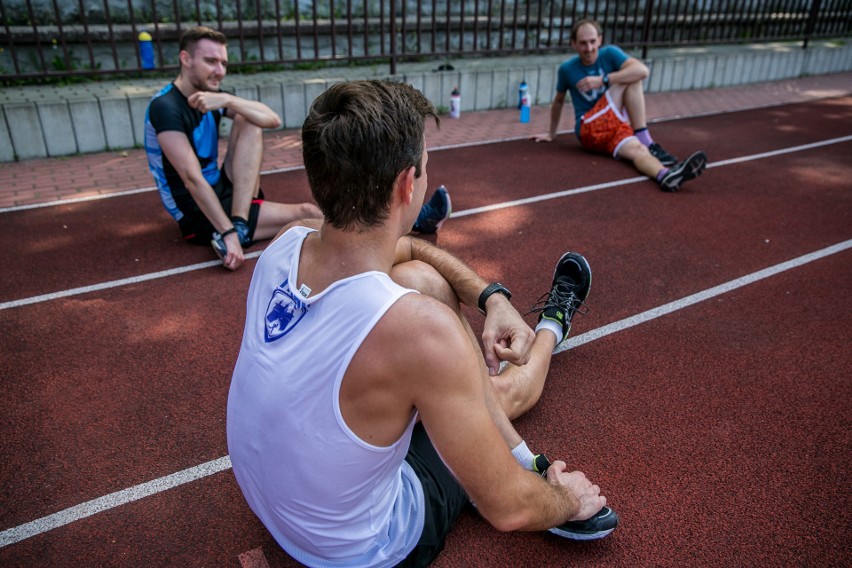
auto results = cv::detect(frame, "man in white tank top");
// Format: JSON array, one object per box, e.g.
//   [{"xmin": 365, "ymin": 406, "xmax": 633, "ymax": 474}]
[{"xmin": 227, "ymin": 80, "xmax": 618, "ymax": 568}]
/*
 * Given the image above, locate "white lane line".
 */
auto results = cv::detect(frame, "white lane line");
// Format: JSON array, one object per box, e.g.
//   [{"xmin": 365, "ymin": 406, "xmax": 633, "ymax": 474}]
[
  {"xmin": 556, "ymin": 238, "xmax": 852, "ymax": 353},
  {"xmin": 2, "ymin": 94, "xmax": 848, "ymax": 215},
  {"xmin": 2, "ymin": 134, "xmax": 849, "ymax": 311},
  {"xmin": 0, "ymin": 457, "xmax": 232, "ymax": 548},
  {"xmin": 451, "ymin": 176, "xmax": 645, "ymax": 218},
  {"xmin": 706, "ymin": 135, "xmax": 852, "ymax": 168},
  {"xmin": 0, "ymin": 251, "xmax": 262, "ymax": 311},
  {"xmin": 0, "ymin": 186, "xmax": 158, "ymax": 213},
  {"xmin": 1, "ymin": 238, "xmax": 850, "ymax": 548}
]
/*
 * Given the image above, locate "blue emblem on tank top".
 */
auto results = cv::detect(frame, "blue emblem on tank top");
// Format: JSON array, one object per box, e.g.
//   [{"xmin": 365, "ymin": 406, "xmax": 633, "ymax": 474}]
[{"xmin": 264, "ymin": 279, "xmax": 307, "ymax": 342}]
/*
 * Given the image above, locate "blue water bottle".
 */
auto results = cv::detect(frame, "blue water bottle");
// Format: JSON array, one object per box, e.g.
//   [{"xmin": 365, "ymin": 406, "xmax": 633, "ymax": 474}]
[
  {"xmin": 138, "ymin": 31, "xmax": 155, "ymax": 69},
  {"xmin": 519, "ymin": 81, "xmax": 530, "ymax": 123}
]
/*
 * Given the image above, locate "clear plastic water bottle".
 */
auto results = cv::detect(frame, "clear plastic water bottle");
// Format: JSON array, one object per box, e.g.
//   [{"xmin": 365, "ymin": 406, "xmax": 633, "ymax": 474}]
[
  {"xmin": 138, "ymin": 31, "xmax": 155, "ymax": 69},
  {"xmin": 519, "ymin": 81, "xmax": 530, "ymax": 123},
  {"xmin": 450, "ymin": 87, "xmax": 461, "ymax": 119}
]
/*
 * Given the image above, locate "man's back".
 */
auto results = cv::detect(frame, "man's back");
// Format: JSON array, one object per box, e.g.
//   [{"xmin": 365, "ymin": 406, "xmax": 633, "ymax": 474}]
[{"xmin": 227, "ymin": 226, "xmax": 424, "ymax": 567}]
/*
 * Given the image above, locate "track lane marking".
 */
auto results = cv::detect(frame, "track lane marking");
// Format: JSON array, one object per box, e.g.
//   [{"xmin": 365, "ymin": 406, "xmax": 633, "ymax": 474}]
[
  {"xmin": 0, "ymin": 457, "xmax": 232, "ymax": 547},
  {"xmin": 0, "ymin": 121, "xmax": 852, "ymax": 214},
  {"xmin": 0, "ymin": 252, "xmax": 261, "ymax": 310},
  {"xmin": 1, "ymin": 238, "xmax": 850, "ymax": 547},
  {"xmin": 2, "ymin": 135, "xmax": 850, "ymax": 311}
]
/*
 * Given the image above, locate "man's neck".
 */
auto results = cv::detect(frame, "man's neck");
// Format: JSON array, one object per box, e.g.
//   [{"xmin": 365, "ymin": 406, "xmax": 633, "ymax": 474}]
[
  {"xmin": 173, "ymin": 75, "xmax": 197, "ymax": 98},
  {"xmin": 298, "ymin": 223, "xmax": 400, "ymax": 294}
]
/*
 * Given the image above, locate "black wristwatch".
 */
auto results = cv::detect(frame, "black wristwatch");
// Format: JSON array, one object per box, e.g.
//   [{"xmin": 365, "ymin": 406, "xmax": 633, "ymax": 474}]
[
  {"xmin": 478, "ymin": 282, "xmax": 512, "ymax": 315},
  {"xmin": 602, "ymin": 74, "xmax": 610, "ymax": 87}
]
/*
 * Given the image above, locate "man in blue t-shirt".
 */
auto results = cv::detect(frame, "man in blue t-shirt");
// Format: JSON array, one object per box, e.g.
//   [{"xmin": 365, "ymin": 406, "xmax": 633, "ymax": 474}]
[{"xmin": 535, "ymin": 19, "xmax": 708, "ymax": 192}]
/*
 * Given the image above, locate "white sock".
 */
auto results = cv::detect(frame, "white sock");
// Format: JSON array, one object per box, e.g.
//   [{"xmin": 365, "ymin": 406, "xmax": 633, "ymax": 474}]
[
  {"xmin": 511, "ymin": 440, "xmax": 536, "ymax": 471},
  {"xmin": 535, "ymin": 319, "xmax": 564, "ymax": 345}
]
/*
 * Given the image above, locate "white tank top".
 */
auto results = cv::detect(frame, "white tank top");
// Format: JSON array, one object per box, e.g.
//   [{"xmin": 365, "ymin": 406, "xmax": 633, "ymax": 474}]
[{"xmin": 227, "ymin": 226, "xmax": 424, "ymax": 567}]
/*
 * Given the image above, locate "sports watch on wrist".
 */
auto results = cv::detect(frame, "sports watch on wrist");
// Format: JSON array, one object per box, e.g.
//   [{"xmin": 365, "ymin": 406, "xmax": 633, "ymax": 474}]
[
  {"xmin": 478, "ymin": 282, "xmax": 512, "ymax": 315},
  {"xmin": 602, "ymin": 74, "xmax": 610, "ymax": 87}
]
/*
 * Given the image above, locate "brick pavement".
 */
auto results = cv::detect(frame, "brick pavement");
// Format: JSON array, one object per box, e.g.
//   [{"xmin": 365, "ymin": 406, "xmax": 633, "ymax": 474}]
[{"xmin": 0, "ymin": 72, "xmax": 849, "ymax": 210}]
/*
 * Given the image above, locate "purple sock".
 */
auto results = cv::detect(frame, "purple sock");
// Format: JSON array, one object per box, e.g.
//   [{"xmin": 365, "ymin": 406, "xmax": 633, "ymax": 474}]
[
  {"xmin": 656, "ymin": 168, "xmax": 669, "ymax": 182},
  {"xmin": 635, "ymin": 128, "xmax": 653, "ymax": 146}
]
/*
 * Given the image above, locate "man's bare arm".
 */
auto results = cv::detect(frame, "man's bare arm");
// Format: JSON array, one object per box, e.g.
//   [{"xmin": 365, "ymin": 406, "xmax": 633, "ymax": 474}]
[
  {"xmin": 157, "ymin": 130, "xmax": 245, "ymax": 269},
  {"xmin": 534, "ymin": 91, "xmax": 566, "ymax": 143},
  {"xmin": 576, "ymin": 57, "xmax": 649, "ymax": 93},
  {"xmin": 403, "ymin": 303, "xmax": 599, "ymax": 530},
  {"xmin": 394, "ymin": 236, "xmax": 535, "ymax": 373},
  {"xmin": 188, "ymin": 91, "xmax": 281, "ymax": 129}
]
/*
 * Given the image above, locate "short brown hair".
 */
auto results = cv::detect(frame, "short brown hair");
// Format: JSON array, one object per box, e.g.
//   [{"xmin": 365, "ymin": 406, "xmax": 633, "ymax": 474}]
[
  {"xmin": 570, "ymin": 18, "xmax": 602, "ymax": 42},
  {"xmin": 179, "ymin": 26, "xmax": 227, "ymax": 53},
  {"xmin": 302, "ymin": 80, "xmax": 439, "ymax": 230}
]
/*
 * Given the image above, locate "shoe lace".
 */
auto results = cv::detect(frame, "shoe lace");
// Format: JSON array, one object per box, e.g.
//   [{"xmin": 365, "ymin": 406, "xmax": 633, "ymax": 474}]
[{"xmin": 525, "ymin": 278, "xmax": 589, "ymax": 318}]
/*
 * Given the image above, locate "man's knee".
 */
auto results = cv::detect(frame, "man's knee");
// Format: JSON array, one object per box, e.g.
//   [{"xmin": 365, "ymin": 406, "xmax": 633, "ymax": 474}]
[
  {"xmin": 230, "ymin": 114, "xmax": 264, "ymax": 144},
  {"xmin": 391, "ymin": 260, "xmax": 458, "ymax": 309},
  {"xmin": 616, "ymin": 138, "xmax": 648, "ymax": 161},
  {"xmin": 489, "ymin": 372, "xmax": 534, "ymax": 419}
]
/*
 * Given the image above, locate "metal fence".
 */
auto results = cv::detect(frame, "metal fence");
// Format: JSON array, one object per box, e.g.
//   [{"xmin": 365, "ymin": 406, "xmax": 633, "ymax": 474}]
[{"xmin": 2, "ymin": 0, "xmax": 851, "ymax": 81}]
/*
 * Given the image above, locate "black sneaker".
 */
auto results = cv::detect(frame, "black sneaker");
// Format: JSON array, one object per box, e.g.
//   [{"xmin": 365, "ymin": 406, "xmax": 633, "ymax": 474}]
[
  {"xmin": 649, "ymin": 142, "xmax": 677, "ymax": 166},
  {"xmin": 660, "ymin": 151, "xmax": 708, "ymax": 192},
  {"xmin": 532, "ymin": 453, "xmax": 551, "ymax": 476},
  {"xmin": 550, "ymin": 506, "xmax": 619, "ymax": 541},
  {"xmin": 527, "ymin": 252, "xmax": 591, "ymax": 354},
  {"xmin": 532, "ymin": 454, "xmax": 619, "ymax": 541},
  {"xmin": 412, "ymin": 185, "xmax": 451, "ymax": 234}
]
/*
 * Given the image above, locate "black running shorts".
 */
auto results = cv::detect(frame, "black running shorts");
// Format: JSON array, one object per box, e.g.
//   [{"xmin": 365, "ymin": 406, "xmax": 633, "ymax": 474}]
[
  {"xmin": 177, "ymin": 170, "xmax": 263, "ymax": 245},
  {"xmin": 398, "ymin": 422, "xmax": 469, "ymax": 567}
]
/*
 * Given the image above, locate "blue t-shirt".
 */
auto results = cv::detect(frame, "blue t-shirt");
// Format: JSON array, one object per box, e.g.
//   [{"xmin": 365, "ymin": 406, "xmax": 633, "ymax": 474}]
[{"xmin": 556, "ymin": 45, "xmax": 630, "ymax": 125}]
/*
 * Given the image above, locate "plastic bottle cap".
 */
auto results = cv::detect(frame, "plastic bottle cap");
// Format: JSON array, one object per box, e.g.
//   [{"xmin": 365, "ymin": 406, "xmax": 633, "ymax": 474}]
[{"xmin": 138, "ymin": 31, "xmax": 152, "ymax": 41}]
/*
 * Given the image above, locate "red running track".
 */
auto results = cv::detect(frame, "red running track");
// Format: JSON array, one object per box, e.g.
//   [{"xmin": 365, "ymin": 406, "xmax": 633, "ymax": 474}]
[{"xmin": 1, "ymin": 97, "xmax": 850, "ymax": 567}]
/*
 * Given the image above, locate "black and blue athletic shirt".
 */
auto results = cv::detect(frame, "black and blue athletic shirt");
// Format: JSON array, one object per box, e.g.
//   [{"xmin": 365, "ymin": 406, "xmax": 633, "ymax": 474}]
[{"xmin": 144, "ymin": 83, "xmax": 225, "ymax": 221}]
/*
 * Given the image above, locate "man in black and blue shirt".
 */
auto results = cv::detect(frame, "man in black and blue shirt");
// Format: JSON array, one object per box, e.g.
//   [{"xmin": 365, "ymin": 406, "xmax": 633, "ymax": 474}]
[
  {"xmin": 145, "ymin": 27, "xmax": 453, "ymax": 271},
  {"xmin": 144, "ymin": 26, "xmax": 322, "ymax": 270}
]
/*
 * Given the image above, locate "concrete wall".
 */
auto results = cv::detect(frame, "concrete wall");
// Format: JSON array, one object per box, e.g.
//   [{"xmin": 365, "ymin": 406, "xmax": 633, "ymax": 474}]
[{"xmin": 1, "ymin": 41, "xmax": 851, "ymax": 162}]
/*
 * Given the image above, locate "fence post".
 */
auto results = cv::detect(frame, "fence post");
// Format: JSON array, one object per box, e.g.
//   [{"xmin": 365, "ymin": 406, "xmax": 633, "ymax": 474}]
[
  {"xmin": 641, "ymin": 0, "xmax": 654, "ymax": 60},
  {"xmin": 389, "ymin": 0, "xmax": 398, "ymax": 75},
  {"xmin": 803, "ymin": 0, "xmax": 822, "ymax": 49}
]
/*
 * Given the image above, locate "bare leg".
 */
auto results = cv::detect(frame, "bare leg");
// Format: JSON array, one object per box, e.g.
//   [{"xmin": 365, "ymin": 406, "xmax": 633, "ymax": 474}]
[
  {"xmin": 621, "ymin": 80, "xmax": 648, "ymax": 130},
  {"xmin": 252, "ymin": 202, "xmax": 322, "ymax": 241},
  {"xmin": 391, "ymin": 260, "xmax": 557, "ymax": 448},
  {"xmin": 223, "ymin": 115, "xmax": 322, "ymax": 241},
  {"xmin": 223, "ymin": 114, "xmax": 263, "ymax": 221},
  {"xmin": 618, "ymin": 139, "xmax": 664, "ymax": 178}
]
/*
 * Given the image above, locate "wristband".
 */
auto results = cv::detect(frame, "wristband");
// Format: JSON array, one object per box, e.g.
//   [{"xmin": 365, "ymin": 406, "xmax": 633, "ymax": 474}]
[
  {"xmin": 478, "ymin": 282, "xmax": 512, "ymax": 315},
  {"xmin": 220, "ymin": 227, "xmax": 237, "ymax": 238},
  {"xmin": 602, "ymin": 74, "xmax": 610, "ymax": 87}
]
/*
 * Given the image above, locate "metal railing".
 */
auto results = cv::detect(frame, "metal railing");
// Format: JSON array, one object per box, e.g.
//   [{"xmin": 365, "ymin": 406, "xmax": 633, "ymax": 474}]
[{"xmin": 1, "ymin": 0, "xmax": 850, "ymax": 81}]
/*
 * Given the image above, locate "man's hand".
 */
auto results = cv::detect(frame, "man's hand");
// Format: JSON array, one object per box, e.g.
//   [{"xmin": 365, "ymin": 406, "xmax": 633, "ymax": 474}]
[
  {"xmin": 533, "ymin": 133, "xmax": 554, "ymax": 143},
  {"xmin": 546, "ymin": 460, "xmax": 607, "ymax": 521},
  {"xmin": 481, "ymin": 296, "xmax": 535, "ymax": 375},
  {"xmin": 575, "ymin": 75, "xmax": 605, "ymax": 94},
  {"xmin": 187, "ymin": 91, "xmax": 232, "ymax": 113},
  {"xmin": 222, "ymin": 231, "xmax": 245, "ymax": 271}
]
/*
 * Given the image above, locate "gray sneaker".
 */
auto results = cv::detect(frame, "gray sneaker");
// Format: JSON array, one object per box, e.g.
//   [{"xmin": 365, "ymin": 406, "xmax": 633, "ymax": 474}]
[
  {"xmin": 649, "ymin": 142, "xmax": 678, "ymax": 166},
  {"xmin": 660, "ymin": 151, "xmax": 708, "ymax": 192}
]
